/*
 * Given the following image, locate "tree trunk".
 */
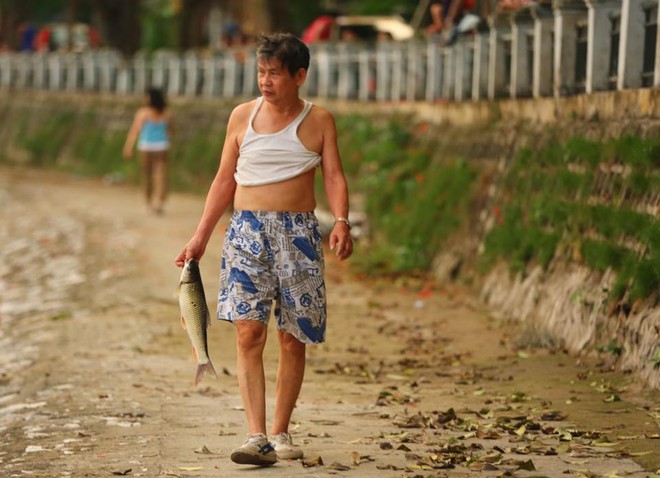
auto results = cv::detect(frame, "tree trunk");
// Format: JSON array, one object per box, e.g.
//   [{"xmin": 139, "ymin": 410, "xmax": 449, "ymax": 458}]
[{"xmin": 266, "ymin": 0, "xmax": 292, "ymax": 33}]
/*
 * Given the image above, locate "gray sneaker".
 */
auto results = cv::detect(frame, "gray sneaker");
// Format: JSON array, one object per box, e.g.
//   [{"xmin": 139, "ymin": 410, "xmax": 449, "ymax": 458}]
[
  {"xmin": 230, "ymin": 433, "xmax": 277, "ymax": 466},
  {"xmin": 271, "ymin": 432, "xmax": 303, "ymax": 460}
]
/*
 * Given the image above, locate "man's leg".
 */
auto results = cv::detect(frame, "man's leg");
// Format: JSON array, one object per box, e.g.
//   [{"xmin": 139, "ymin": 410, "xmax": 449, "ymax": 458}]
[
  {"xmin": 235, "ymin": 321, "xmax": 268, "ymax": 434},
  {"xmin": 271, "ymin": 330, "xmax": 306, "ymax": 434}
]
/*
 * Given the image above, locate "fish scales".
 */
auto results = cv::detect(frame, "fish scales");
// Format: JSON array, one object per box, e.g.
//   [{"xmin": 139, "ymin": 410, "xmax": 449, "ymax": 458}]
[{"xmin": 178, "ymin": 259, "xmax": 218, "ymax": 386}]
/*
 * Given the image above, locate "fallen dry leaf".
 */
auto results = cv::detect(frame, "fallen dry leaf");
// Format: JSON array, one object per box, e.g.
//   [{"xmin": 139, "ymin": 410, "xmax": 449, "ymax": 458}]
[
  {"xmin": 327, "ymin": 461, "xmax": 352, "ymax": 471},
  {"xmin": 111, "ymin": 469, "xmax": 132, "ymax": 476},
  {"xmin": 301, "ymin": 456, "xmax": 324, "ymax": 467},
  {"xmin": 194, "ymin": 445, "xmax": 215, "ymax": 454}
]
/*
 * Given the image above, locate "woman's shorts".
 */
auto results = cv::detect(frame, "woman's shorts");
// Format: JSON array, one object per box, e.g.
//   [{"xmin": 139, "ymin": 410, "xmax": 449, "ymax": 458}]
[{"xmin": 217, "ymin": 210, "xmax": 326, "ymax": 344}]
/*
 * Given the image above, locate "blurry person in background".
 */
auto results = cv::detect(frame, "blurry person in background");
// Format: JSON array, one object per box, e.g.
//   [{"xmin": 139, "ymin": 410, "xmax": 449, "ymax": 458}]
[
  {"xmin": 18, "ymin": 22, "xmax": 37, "ymax": 52},
  {"xmin": 341, "ymin": 28, "xmax": 359, "ymax": 42},
  {"xmin": 426, "ymin": 0, "xmax": 478, "ymax": 45},
  {"xmin": 123, "ymin": 87, "xmax": 173, "ymax": 215}
]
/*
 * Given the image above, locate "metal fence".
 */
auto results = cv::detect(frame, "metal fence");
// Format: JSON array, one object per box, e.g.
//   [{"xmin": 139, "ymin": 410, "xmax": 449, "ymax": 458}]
[{"xmin": 0, "ymin": 0, "xmax": 657, "ymax": 102}]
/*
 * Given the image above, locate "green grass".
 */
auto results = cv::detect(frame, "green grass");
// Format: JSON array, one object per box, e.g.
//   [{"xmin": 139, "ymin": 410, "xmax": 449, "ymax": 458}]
[
  {"xmin": 482, "ymin": 135, "xmax": 660, "ymax": 302},
  {"xmin": 336, "ymin": 115, "xmax": 477, "ymax": 275}
]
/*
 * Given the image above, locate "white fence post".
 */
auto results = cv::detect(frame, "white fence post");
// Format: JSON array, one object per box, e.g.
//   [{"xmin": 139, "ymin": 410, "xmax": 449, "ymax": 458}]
[
  {"xmin": 406, "ymin": 41, "xmax": 425, "ymax": 101},
  {"xmin": 488, "ymin": 16, "xmax": 510, "ymax": 99},
  {"xmin": 357, "ymin": 49, "xmax": 372, "ymax": 101},
  {"xmin": 242, "ymin": 52, "xmax": 257, "ymax": 97},
  {"xmin": 81, "ymin": 52, "xmax": 97, "ymax": 91},
  {"xmin": 425, "ymin": 40, "xmax": 443, "ymax": 101},
  {"xmin": 553, "ymin": 0, "xmax": 589, "ymax": 97},
  {"xmin": 33, "ymin": 53, "xmax": 47, "ymax": 90},
  {"xmin": 316, "ymin": 46, "xmax": 332, "ymax": 100},
  {"xmin": 510, "ymin": 9, "xmax": 534, "ymax": 98},
  {"xmin": 585, "ymin": 0, "xmax": 621, "ymax": 93},
  {"xmin": 454, "ymin": 39, "xmax": 471, "ymax": 101},
  {"xmin": 0, "ymin": 54, "xmax": 11, "ymax": 89},
  {"xmin": 16, "ymin": 53, "xmax": 31, "ymax": 89},
  {"xmin": 655, "ymin": 0, "xmax": 660, "ymax": 86},
  {"xmin": 618, "ymin": 0, "xmax": 645, "ymax": 89},
  {"xmin": 472, "ymin": 32, "xmax": 490, "ymax": 100},
  {"xmin": 390, "ymin": 43, "xmax": 405, "ymax": 102},
  {"xmin": 532, "ymin": 8, "xmax": 554, "ymax": 97},
  {"xmin": 442, "ymin": 45, "xmax": 455, "ymax": 99}
]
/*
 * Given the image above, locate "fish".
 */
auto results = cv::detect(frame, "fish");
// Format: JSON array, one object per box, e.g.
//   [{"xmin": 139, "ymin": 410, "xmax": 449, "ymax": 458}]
[{"xmin": 178, "ymin": 259, "xmax": 218, "ymax": 386}]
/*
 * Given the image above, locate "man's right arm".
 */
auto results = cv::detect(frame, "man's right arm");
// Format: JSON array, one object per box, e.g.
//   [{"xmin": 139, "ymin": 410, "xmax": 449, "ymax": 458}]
[{"xmin": 175, "ymin": 104, "xmax": 249, "ymax": 266}]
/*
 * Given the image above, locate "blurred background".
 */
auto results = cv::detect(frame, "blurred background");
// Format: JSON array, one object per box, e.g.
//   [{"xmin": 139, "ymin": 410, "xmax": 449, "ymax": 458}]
[{"xmin": 0, "ymin": 0, "xmax": 426, "ymax": 55}]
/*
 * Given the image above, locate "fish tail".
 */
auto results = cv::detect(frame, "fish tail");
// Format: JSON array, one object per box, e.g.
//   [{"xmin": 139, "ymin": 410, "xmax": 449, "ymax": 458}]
[{"xmin": 193, "ymin": 359, "xmax": 218, "ymax": 387}]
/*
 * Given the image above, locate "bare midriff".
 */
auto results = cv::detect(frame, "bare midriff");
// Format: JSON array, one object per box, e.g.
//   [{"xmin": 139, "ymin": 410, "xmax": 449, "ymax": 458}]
[{"xmin": 233, "ymin": 169, "xmax": 317, "ymax": 212}]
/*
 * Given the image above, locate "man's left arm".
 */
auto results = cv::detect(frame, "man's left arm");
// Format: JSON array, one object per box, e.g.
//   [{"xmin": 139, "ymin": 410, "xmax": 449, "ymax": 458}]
[{"xmin": 319, "ymin": 110, "xmax": 353, "ymax": 260}]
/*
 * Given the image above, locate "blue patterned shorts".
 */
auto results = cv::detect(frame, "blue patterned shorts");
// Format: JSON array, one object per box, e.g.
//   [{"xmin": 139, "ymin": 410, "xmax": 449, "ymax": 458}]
[{"xmin": 217, "ymin": 210, "xmax": 326, "ymax": 344}]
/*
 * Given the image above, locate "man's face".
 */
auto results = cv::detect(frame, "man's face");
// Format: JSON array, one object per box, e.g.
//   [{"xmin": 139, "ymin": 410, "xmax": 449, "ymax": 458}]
[{"xmin": 257, "ymin": 57, "xmax": 305, "ymax": 100}]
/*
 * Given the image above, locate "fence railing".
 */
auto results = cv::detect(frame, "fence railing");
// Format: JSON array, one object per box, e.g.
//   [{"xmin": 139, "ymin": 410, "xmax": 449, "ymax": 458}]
[{"xmin": 0, "ymin": 0, "xmax": 657, "ymax": 102}]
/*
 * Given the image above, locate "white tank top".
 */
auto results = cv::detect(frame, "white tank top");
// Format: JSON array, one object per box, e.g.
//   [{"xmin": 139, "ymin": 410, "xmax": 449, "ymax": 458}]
[{"xmin": 235, "ymin": 97, "xmax": 322, "ymax": 186}]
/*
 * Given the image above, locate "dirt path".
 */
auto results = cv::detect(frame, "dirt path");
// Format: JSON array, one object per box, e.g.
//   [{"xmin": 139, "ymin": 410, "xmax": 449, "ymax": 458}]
[{"xmin": 0, "ymin": 167, "xmax": 657, "ymax": 478}]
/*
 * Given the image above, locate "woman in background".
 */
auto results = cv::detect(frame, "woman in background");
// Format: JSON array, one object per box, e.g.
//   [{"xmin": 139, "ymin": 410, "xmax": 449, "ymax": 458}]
[{"xmin": 123, "ymin": 87, "xmax": 173, "ymax": 215}]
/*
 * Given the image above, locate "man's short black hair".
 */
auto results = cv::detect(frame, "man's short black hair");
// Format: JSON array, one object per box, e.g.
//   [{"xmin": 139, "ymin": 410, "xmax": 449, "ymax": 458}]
[{"xmin": 256, "ymin": 33, "xmax": 310, "ymax": 76}]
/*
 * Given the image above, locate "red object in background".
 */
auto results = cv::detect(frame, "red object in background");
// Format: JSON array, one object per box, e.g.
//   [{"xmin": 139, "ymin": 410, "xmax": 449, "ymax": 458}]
[
  {"xmin": 88, "ymin": 27, "xmax": 100, "ymax": 49},
  {"xmin": 34, "ymin": 26, "xmax": 52, "ymax": 52},
  {"xmin": 301, "ymin": 16, "xmax": 335, "ymax": 44}
]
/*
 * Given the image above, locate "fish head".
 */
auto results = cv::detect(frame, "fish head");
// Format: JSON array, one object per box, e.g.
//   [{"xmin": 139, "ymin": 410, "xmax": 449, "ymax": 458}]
[{"xmin": 179, "ymin": 259, "xmax": 201, "ymax": 284}]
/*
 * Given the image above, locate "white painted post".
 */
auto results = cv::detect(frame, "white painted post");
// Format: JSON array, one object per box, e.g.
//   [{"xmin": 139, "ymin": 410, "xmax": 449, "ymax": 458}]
[
  {"xmin": 585, "ymin": 0, "xmax": 620, "ymax": 93},
  {"xmin": 316, "ymin": 46, "xmax": 332, "ymax": 100},
  {"xmin": 64, "ymin": 53, "xmax": 78, "ymax": 92},
  {"xmin": 82, "ymin": 52, "xmax": 97, "ymax": 91},
  {"xmin": 391, "ymin": 43, "xmax": 404, "ymax": 102},
  {"xmin": 222, "ymin": 54, "xmax": 237, "ymax": 98},
  {"xmin": 152, "ymin": 51, "xmax": 166, "ymax": 92},
  {"xmin": 376, "ymin": 43, "xmax": 391, "ymax": 101},
  {"xmin": 183, "ymin": 52, "xmax": 198, "ymax": 96},
  {"xmin": 0, "ymin": 53, "xmax": 11, "ymax": 89},
  {"xmin": 48, "ymin": 54, "xmax": 62, "ymax": 91},
  {"xmin": 406, "ymin": 41, "xmax": 422, "ymax": 101},
  {"xmin": 510, "ymin": 9, "xmax": 534, "ymax": 98},
  {"xmin": 16, "ymin": 53, "xmax": 31, "ymax": 89},
  {"xmin": 425, "ymin": 40, "xmax": 442, "ymax": 101},
  {"xmin": 472, "ymin": 32, "xmax": 489, "ymax": 100},
  {"xmin": 358, "ymin": 49, "xmax": 371, "ymax": 101},
  {"xmin": 655, "ymin": 0, "xmax": 660, "ymax": 86},
  {"xmin": 133, "ymin": 52, "xmax": 148, "ymax": 94},
  {"xmin": 454, "ymin": 40, "xmax": 471, "ymax": 101},
  {"xmin": 33, "ymin": 53, "xmax": 47, "ymax": 90},
  {"xmin": 617, "ymin": 0, "xmax": 645, "ymax": 89},
  {"xmin": 242, "ymin": 52, "xmax": 257, "ymax": 97},
  {"xmin": 442, "ymin": 46, "xmax": 455, "ymax": 99},
  {"xmin": 202, "ymin": 56, "xmax": 217, "ymax": 97},
  {"xmin": 532, "ymin": 8, "xmax": 554, "ymax": 97},
  {"xmin": 167, "ymin": 55, "xmax": 182, "ymax": 96},
  {"xmin": 488, "ymin": 17, "xmax": 509, "ymax": 99},
  {"xmin": 116, "ymin": 64, "xmax": 131, "ymax": 94},
  {"xmin": 337, "ymin": 43, "xmax": 350, "ymax": 100},
  {"xmin": 553, "ymin": 0, "xmax": 588, "ymax": 97}
]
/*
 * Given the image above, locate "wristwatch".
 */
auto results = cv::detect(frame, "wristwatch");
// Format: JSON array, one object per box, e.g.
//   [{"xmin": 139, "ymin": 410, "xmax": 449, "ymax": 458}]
[{"xmin": 334, "ymin": 216, "xmax": 352, "ymax": 229}]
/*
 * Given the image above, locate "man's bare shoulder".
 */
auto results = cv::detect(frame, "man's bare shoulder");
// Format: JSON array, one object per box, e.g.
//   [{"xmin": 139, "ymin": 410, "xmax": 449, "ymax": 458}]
[
  {"xmin": 308, "ymin": 104, "xmax": 336, "ymax": 129},
  {"xmin": 230, "ymin": 100, "xmax": 257, "ymax": 123}
]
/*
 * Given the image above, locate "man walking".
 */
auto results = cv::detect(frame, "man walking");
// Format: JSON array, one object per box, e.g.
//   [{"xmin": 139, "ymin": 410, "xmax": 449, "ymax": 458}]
[{"xmin": 175, "ymin": 33, "xmax": 353, "ymax": 466}]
